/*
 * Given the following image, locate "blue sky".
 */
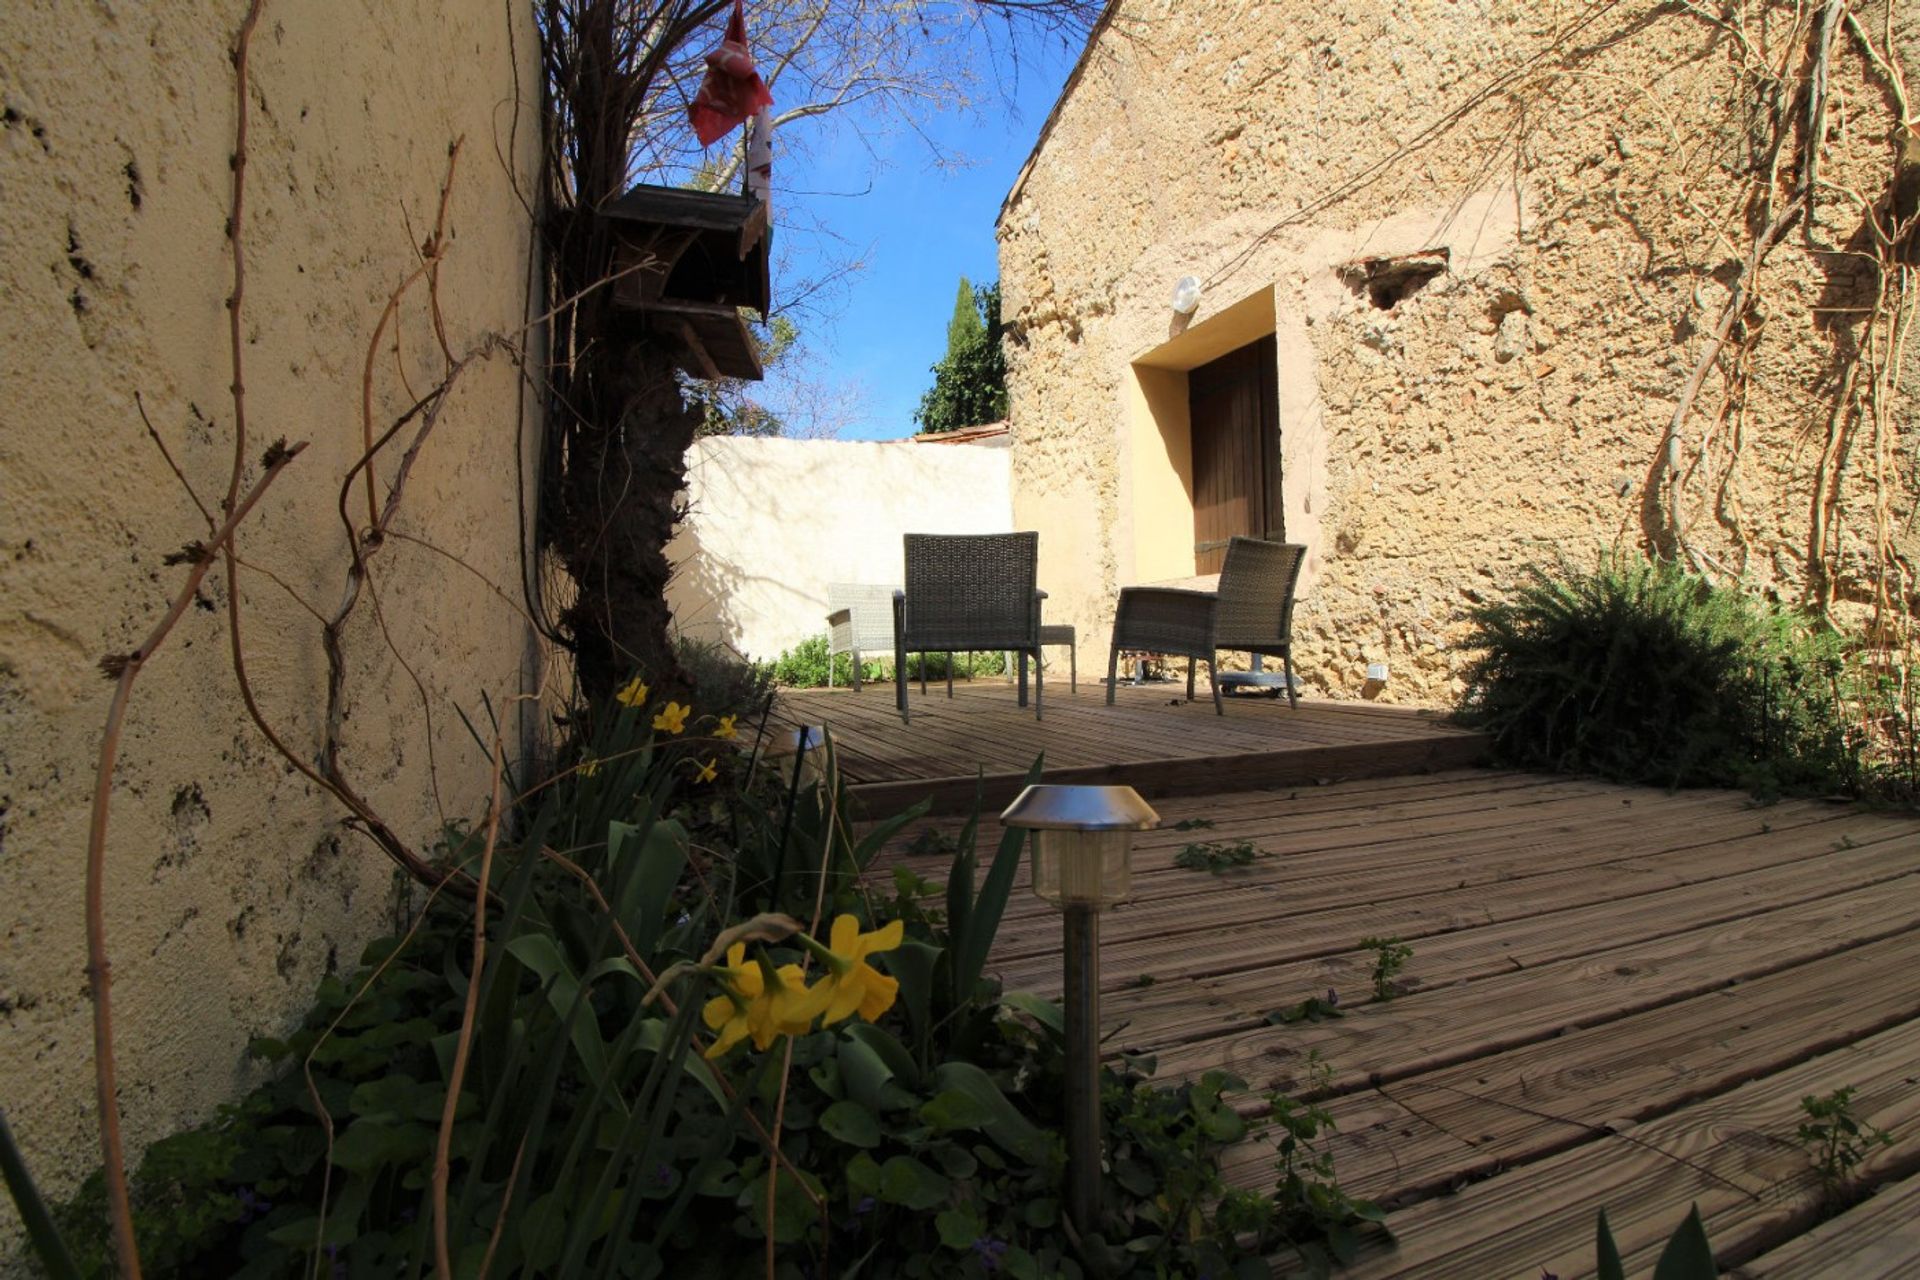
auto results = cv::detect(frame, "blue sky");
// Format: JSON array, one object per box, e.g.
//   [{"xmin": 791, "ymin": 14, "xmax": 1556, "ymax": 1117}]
[{"xmin": 763, "ymin": 25, "xmax": 1081, "ymax": 440}]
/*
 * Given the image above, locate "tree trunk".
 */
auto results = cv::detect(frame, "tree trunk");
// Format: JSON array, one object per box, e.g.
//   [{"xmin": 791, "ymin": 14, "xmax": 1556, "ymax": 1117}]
[{"xmin": 554, "ymin": 331, "xmax": 697, "ymax": 706}]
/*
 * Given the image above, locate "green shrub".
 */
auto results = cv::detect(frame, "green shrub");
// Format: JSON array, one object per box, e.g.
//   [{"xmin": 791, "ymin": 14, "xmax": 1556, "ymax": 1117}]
[
  {"xmin": 1457, "ymin": 556, "xmax": 1857, "ymax": 793},
  {"xmin": 759, "ymin": 634, "xmax": 1008, "ymax": 689}
]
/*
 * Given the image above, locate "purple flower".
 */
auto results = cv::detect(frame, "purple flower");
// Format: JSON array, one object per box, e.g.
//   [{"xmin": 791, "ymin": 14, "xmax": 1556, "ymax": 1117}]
[
  {"xmin": 854, "ymin": 1196, "xmax": 876, "ymax": 1215},
  {"xmin": 971, "ymin": 1237, "xmax": 1008, "ymax": 1272},
  {"xmin": 1326, "ymin": 988, "xmax": 1340, "ymax": 1007},
  {"xmin": 236, "ymin": 1187, "xmax": 272, "ymax": 1222}
]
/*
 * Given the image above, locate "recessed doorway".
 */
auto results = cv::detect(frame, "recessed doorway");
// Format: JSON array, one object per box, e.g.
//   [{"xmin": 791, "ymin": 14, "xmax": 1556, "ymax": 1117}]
[{"xmin": 1188, "ymin": 334, "xmax": 1281, "ymax": 574}]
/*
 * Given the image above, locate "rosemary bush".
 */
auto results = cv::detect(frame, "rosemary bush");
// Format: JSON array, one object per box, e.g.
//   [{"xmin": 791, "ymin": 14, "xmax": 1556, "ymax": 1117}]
[{"xmin": 1457, "ymin": 557, "xmax": 1857, "ymax": 794}]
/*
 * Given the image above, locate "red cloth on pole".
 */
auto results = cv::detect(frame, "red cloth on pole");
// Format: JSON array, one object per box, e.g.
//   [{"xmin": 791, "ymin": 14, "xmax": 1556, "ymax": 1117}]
[{"xmin": 689, "ymin": 0, "xmax": 774, "ymax": 147}]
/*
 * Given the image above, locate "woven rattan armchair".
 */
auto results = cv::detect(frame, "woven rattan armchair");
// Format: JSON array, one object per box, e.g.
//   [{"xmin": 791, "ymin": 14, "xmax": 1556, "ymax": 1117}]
[
  {"xmin": 1105, "ymin": 537, "xmax": 1306, "ymax": 715},
  {"xmin": 825, "ymin": 583, "xmax": 897, "ymax": 691},
  {"xmin": 893, "ymin": 532, "xmax": 1043, "ymax": 723}
]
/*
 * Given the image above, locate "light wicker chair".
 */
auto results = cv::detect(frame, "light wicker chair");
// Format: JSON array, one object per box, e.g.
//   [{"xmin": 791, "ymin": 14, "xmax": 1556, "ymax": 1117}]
[
  {"xmin": 1105, "ymin": 537, "xmax": 1306, "ymax": 715},
  {"xmin": 825, "ymin": 583, "xmax": 898, "ymax": 691},
  {"xmin": 894, "ymin": 532, "xmax": 1044, "ymax": 723}
]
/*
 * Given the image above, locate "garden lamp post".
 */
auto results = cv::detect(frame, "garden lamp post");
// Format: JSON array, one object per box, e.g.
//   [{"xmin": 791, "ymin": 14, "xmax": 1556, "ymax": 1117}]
[
  {"xmin": 999, "ymin": 784, "xmax": 1160, "ymax": 1237},
  {"xmin": 766, "ymin": 725, "xmax": 827, "ymax": 904}
]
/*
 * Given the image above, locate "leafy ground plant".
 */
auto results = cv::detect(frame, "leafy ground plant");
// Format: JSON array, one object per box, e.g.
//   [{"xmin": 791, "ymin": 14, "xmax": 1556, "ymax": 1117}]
[
  {"xmin": 1589, "ymin": 1204, "xmax": 1716, "ymax": 1280},
  {"xmin": 1173, "ymin": 840, "xmax": 1268, "ymax": 873},
  {"xmin": 1796, "ymin": 1085, "xmax": 1893, "ymax": 1201},
  {"xmin": 40, "ymin": 681, "xmax": 1388, "ymax": 1279},
  {"xmin": 1358, "ymin": 936, "xmax": 1413, "ymax": 1001}
]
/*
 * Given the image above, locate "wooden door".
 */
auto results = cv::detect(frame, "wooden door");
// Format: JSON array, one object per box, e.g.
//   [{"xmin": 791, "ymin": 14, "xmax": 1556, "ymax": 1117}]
[{"xmin": 1188, "ymin": 335, "xmax": 1281, "ymax": 573}]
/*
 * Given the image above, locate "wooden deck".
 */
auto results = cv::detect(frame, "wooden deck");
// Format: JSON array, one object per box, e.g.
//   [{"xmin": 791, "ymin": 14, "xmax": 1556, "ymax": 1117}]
[
  {"xmin": 772, "ymin": 679, "xmax": 1486, "ymax": 815},
  {"xmin": 866, "ymin": 769, "xmax": 1920, "ymax": 1279}
]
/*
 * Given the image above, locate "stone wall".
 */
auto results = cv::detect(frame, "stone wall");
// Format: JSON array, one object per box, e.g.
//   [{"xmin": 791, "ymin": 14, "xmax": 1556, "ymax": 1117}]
[
  {"xmin": 999, "ymin": 0, "xmax": 1917, "ymax": 705},
  {"xmin": 0, "ymin": 0, "xmax": 542, "ymax": 1223},
  {"xmin": 667, "ymin": 435, "xmax": 1015, "ymax": 661}
]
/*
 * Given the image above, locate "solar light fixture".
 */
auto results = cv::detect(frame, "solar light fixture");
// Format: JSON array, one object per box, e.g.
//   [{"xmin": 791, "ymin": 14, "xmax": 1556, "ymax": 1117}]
[{"xmin": 1000, "ymin": 783, "xmax": 1160, "ymax": 1234}]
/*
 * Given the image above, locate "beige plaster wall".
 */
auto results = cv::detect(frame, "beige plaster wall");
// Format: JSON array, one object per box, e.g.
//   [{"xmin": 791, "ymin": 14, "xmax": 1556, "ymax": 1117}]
[
  {"xmin": 0, "ymin": 0, "xmax": 542, "ymax": 1227},
  {"xmin": 667, "ymin": 436, "xmax": 1015, "ymax": 660},
  {"xmin": 1000, "ymin": 0, "xmax": 1917, "ymax": 706}
]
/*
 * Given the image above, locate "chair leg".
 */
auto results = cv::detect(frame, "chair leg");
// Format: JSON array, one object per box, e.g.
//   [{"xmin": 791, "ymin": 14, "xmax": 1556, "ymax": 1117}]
[
  {"xmin": 897, "ymin": 644, "xmax": 909, "ymax": 724},
  {"xmin": 1283, "ymin": 649, "xmax": 1299, "ymax": 709},
  {"xmin": 850, "ymin": 647, "xmax": 861, "ymax": 693},
  {"xmin": 1106, "ymin": 645, "xmax": 1120, "ymax": 705},
  {"xmin": 1034, "ymin": 647, "xmax": 1043, "ymax": 720},
  {"xmin": 1210, "ymin": 652, "xmax": 1224, "ymax": 716},
  {"xmin": 1069, "ymin": 643, "xmax": 1076, "ymax": 693},
  {"xmin": 1186, "ymin": 658, "xmax": 1196, "ymax": 702},
  {"xmin": 828, "ymin": 647, "xmax": 836, "ymax": 689},
  {"xmin": 946, "ymin": 652, "xmax": 954, "ymax": 700}
]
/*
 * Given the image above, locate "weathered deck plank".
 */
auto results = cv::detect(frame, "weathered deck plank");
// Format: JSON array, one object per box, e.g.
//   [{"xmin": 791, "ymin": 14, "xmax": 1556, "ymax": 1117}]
[
  {"xmin": 1732, "ymin": 1168, "xmax": 1920, "ymax": 1279},
  {"xmin": 850, "ymin": 768, "xmax": 1920, "ymax": 1277}
]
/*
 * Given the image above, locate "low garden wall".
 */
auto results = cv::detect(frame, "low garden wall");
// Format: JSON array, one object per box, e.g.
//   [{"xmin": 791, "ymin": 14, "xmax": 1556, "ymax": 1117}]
[{"xmin": 666, "ymin": 435, "xmax": 1014, "ymax": 661}]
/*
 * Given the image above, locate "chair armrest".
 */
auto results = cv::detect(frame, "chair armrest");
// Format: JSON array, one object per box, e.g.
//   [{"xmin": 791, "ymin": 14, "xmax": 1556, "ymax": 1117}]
[{"xmin": 826, "ymin": 608, "xmax": 853, "ymax": 627}]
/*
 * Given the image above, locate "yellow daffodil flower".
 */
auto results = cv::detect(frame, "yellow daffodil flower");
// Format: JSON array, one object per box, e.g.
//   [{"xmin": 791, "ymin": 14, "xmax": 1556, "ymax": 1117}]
[
  {"xmin": 615, "ymin": 676, "xmax": 649, "ymax": 708},
  {"xmin": 694, "ymin": 758, "xmax": 718, "ymax": 784},
  {"xmin": 701, "ymin": 944, "xmax": 830, "ymax": 1058},
  {"xmin": 713, "ymin": 714, "xmax": 739, "ymax": 741},
  {"xmin": 653, "ymin": 701, "xmax": 690, "ymax": 735},
  {"xmin": 812, "ymin": 915, "xmax": 904, "ymax": 1025},
  {"xmin": 578, "ymin": 756, "xmax": 601, "ymax": 779}
]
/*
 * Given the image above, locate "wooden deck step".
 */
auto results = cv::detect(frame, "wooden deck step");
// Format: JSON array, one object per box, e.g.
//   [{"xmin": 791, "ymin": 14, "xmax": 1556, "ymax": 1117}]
[
  {"xmin": 1730, "ymin": 1168, "xmax": 1920, "ymax": 1279},
  {"xmin": 774, "ymin": 682, "xmax": 1486, "ymax": 815}
]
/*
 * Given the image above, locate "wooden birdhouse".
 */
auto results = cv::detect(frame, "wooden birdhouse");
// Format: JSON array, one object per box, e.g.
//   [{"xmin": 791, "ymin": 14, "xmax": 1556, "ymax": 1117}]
[{"xmin": 602, "ymin": 184, "xmax": 772, "ymax": 381}]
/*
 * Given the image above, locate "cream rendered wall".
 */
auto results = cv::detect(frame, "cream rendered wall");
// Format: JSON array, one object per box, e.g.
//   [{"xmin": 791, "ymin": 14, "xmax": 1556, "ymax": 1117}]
[
  {"xmin": 0, "ymin": 0, "xmax": 542, "ymax": 1224},
  {"xmin": 1000, "ymin": 0, "xmax": 1916, "ymax": 706},
  {"xmin": 666, "ymin": 437, "xmax": 1014, "ymax": 660}
]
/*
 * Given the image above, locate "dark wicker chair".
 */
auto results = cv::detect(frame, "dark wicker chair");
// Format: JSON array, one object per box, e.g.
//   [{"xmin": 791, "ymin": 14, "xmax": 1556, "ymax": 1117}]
[
  {"xmin": 1105, "ymin": 537, "xmax": 1306, "ymax": 715},
  {"xmin": 894, "ymin": 532, "xmax": 1043, "ymax": 723}
]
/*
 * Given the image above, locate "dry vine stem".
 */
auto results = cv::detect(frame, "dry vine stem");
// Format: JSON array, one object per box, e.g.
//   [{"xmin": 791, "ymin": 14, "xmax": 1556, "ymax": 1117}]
[
  {"xmin": 433, "ymin": 736, "xmax": 506, "ymax": 1280},
  {"xmin": 87, "ymin": 439, "xmax": 307, "ymax": 1280}
]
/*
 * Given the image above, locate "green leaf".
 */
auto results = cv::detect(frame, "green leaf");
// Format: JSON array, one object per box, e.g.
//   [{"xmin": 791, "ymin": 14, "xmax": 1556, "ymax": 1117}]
[
  {"xmin": 921, "ymin": 1088, "xmax": 993, "ymax": 1133},
  {"xmin": 1596, "ymin": 1208, "xmax": 1627, "ymax": 1280},
  {"xmin": 837, "ymin": 1029, "xmax": 919, "ymax": 1114},
  {"xmin": 609, "ymin": 819, "xmax": 689, "ymax": 958},
  {"xmin": 328, "ymin": 1118, "xmax": 433, "ymax": 1175},
  {"xmin": 741, "ymin": 1169, "xmax": 822, "ymax": 1244},
  {"xmin": 820, "ymin": 1100, "xmax": 883, "ymax": 1149},
  {"xmin": 1651, "ymin": 1205, "xmax": 1717, "ymax": 1280},
  {"xmin": 936, "ymin": 1206, "xmax": 982, "ymax": 1250},
  {"xmin": 878, "ymin": 1155, "xmax": 950, "ymax": 1211},
  {"xmin": 844, "ymin": 1020, "xmax": 923, "ymax": 1091},
  {"xmin": 847, "ymin": 1152, "xmax": 883, "ymax": 1197},
  {"xmin": 928, "ymin": 1061, "xmax": 1048, "ymax": 1162},
  {"xmin": 953, "ymin": 755, "xmax": 1044, "ymax": 1001},
  {"xmin": 885, "ymin": 939, "xmax": 943, "ymax": 1051},
  {"xmin": 852, "ymin": 798, "xmax": 933, "ymax": 873},
  {"xmin": 504, "ymin": 932, "xmax": 611, "ymax": 1087},
  {"xmin": 1000, "ymin": 991, "xmax": 1065, "ymax": 1037}
]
